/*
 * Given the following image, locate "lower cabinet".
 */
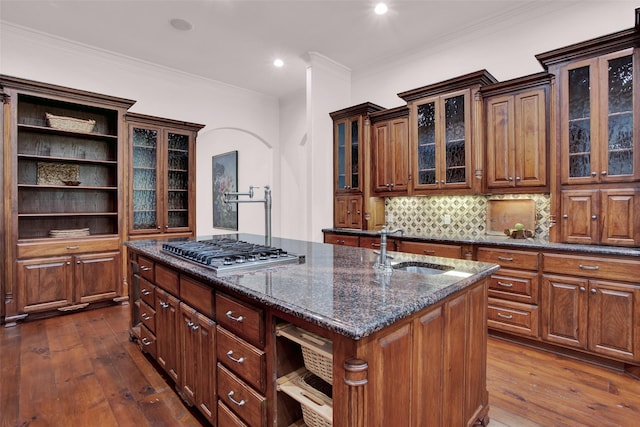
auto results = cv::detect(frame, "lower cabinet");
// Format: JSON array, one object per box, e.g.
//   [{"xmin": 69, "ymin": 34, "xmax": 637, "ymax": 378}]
[
  {"xmin": 323, "ymin": 232, "xmax": 359, "ymax": 247},
  {"xmin": 334, "ymin": 195, "xmax": 362, "ymax": 229},
  {"xmin": 395, "ymin": 240, "xmax": 463, "ymax": 259},
  {"xmin": 16, "ymin": 250, "xmax": 121, "ymax": 314}
]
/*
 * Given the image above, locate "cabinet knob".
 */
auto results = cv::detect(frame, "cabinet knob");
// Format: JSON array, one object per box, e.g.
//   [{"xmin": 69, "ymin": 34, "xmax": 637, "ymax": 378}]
[
  {"xmin": 591, "ymin": 215, "xmax": 597, "ymax": 220},
  {"xmin": 76, "ymin": 261, "xmax": 81, "ymax": 264},
  {"xmin": 356, "ymin": 210, "xmax": 361, "ymax": 214},
  {"xmin": 515, "ymin": 176, "xmax": 521, "ymax": 181},
  {"xmin": 601, "ymin": 171, "xmax": 607, "ymax": 176},
  {"xmin": 508, "ymin": 177, "xmax": 513, "ymax": 181},
  {"xmin": 591, "ymin": 171, "xmax": 597, "ymax": 177},
  {"xmin": 389, "ymin": 183, "xmax": 394, "ymax": 188},
  {"xmin": 590, "ymin": 288, "xmax": 597, "ymax": 294},
  {"xmin": 579, "ymin": 287, "xmax": 586, "ymax": 292},
  {"xmin": 563, "ymin": 214, "xmax": 569, "ymax": 219},
  {"xmin": 157, "ymin": 226, "xmax": 161, "ymax": 229}
]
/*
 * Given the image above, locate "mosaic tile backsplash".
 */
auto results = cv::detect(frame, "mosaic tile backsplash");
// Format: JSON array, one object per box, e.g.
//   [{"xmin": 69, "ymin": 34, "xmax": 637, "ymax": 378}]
[{"xmin": 385, "ymin": 194, "xmax": 551, "ymax": 241}]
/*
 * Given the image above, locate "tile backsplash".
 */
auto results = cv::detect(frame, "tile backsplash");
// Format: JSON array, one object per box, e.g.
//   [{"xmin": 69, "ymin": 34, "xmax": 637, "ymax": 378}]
[{"xmin": 385, "ymin": 193, "xmax": 551, "ymax": 241}]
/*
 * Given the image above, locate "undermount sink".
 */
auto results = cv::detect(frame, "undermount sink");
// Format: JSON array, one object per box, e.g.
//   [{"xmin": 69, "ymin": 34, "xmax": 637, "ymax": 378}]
[{"xmin": 392, "ymin": 262, "xmax": 455, "ymax": 275}]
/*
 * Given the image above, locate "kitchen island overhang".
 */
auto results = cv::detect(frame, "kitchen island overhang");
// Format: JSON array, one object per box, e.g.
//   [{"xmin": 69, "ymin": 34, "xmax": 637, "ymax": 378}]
[{"xmin": 125, "ymin": 233, "xmax": 500, "ymax": 426}]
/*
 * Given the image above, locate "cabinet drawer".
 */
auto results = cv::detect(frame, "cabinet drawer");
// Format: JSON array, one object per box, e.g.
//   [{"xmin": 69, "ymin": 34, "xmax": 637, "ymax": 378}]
[
  {"xmin": 324, "ymin": 233, "xmax": 359, "ymax": 247},
  {"xmin": 156, "ymin": 263, "xmax": 179, "ymax": 295},
  {"xmin": 139, "ymin": 300, "xmax": 156, "ymax": 333},
  {"xmin": 138, "ymin": 256, "xmax": 155, "ymax": 282},
  {"xmin": 488, "ymin": 298, "xmax": 539, "ymax": 338},
  {"xmin": 217, "ymin": 363, "xmax": 267, "ymax": 427},
  {"xmin": 488, "ymin": 269, "xmax": 539, "ymax": 304},
  {"xmin": 139, "ymin": 325, "xmax": 157, "ymax": 359},
  {"xmin": 477, "ymin": 247, "xmax": 539, "ymax": 270},
  {"xmin": 139, "ymin": 278, "xmax": 155, "ymax": 307},
  {"xmin": 359, "ymin": 236, "xmax": 382, "ymax": 250},
  {"xmin": 217, "ymin": 326, "xmax": 267, "ymax": 393},
  {"xmin": 180, "ymin": 275, "xmax": 213, "ymax": 317},
  {"xmin": 218, "ymin": 401, "xmax": 248, "ymax": 427},
  {"xmin": 216, "ymin": 293, "xmax": 265, "ymax": 348},
  {"xmin": 17, "ymin": 236, "xmax": 120, "ymax": 259},
  {"xmin": 396, "ymin": 241, "xmax": 462, "ymax": 259},
  {"xmin": 543, "ymin": 253, "xmax": 640, "ymax": 282}
]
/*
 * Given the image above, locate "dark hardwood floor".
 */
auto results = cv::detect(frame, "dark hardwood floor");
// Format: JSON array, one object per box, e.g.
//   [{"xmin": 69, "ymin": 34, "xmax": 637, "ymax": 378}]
[{"xmin": 1, "ymin": 304, "xmax": 639, "ymax": 426}]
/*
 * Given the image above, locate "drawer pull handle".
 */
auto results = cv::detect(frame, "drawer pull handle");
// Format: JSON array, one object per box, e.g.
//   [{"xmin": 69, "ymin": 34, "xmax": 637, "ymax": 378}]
[
  {"xmin": 336, "ymin": 240, "xmax": 345, "ymax": 244},
  {"xmin": 66, "ymin": 245, "xmax": 80, "ymax": 250},
  {"xmin": 497, "ymin": 312, "xmax": 513, "ymax": 320},
  {"xmin": 191, "ymin": 324, "xmax": 199, "ymax": 331},
  {"xmin": 141, "ymin": 338, "xmax": 152, "ymax": 346},
  {"xmin": 226, "ymin": 311, "xmax": 244, "ymax": 323},
  {"xmin": 497, "ymin": 281, "xmax": 513, "ymax": 288},
  {"xmin": 159, "ymin": 302, "xmax": 169, "ymax": 309},
  {"xmin": 141, "ymin": 313, "xmax": 151, "ymax": 321},
  {"xmin": 579, "ymin": 264, "xmax": 599, "ymax": 271},
  {"xmin": 423, "ymin": 250, "xmax": 436, "ymax": 254},
  {"xmin": 497, "ymin": 256, "xmax": 514, "ymax": 261},
  {"xmin": 370, "ymin": 243, "xmax": 381, "ymax": 247},
  {"xmin": 186, "ymin": 320, "xmax": 194, "ymax": 328},
  {"xmin": 141, "ymin": 289, "xmax": 151, "ymax": 296},
  {"xmin": 226, "ymin": 350, "xmax": 245, "ymax": 364},
  {"xmin": 227, "ymin": 391, "xmax": 246, "ymax": 406}
]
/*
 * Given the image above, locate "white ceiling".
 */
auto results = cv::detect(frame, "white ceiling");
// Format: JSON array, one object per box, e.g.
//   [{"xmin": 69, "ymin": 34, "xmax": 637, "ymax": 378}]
[{"xmin": 1, "ymin": 0, "xmax": 581, "ymax": 98}]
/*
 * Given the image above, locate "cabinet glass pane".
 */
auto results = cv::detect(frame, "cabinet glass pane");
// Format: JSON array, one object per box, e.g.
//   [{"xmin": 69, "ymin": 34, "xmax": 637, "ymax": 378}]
[
  {"xmin": 417, "ymin": 102, "xmax": 436, "ymax": 184},
  {"xmin": 132, "ymin": 127, "xmax": 158, "ymax": 229},
  {"xmin": 444, "ymin": 95, "xmax": 466, "ymax": 183},
  {"xmin": 607, "ymin": 55, "xmax": 633, "ymax": 176},
  {"xmin": 568, "ymin": 66, "xmax": 591, "ymax": 178},
  {"xmin": 350, "ymin": 120, "xmax": 359, "ymax": 189},
  {"xmin": 337, "ymin": 122, "xmax": 346, "ymax": 189}
]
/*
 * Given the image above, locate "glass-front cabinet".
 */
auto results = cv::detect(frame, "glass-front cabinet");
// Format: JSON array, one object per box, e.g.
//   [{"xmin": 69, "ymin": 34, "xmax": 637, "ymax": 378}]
[
  {"xmin": 334, "ymin": 115, "xmax": 363, "ymax": 193},
  {"xmin": 126, "ymin": 113, "xmax": 204, "ymax": 237},
  {"xmin": 561, "ymin": 49, "xmax": 639, "ymax": 184}
]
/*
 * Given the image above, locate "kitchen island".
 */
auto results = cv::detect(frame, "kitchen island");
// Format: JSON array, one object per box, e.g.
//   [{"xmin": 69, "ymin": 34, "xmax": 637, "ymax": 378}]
[{"xmin": 125, "ymin": 234, "xmax": 499, "ymax": 427}]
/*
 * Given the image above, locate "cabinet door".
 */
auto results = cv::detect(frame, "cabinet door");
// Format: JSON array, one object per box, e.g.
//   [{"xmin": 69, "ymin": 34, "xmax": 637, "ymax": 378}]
[
  {"xmin": 588, "ymin": 280, "xmax": 640, "ymax": 362},
  {"xmin": 413, "ymin": 97, "xmax": 439, "ymax": 190},
  {"xmin": 156, "ymin": 288, "xmax": 180, "ymax": 382},
  {"xmin": 195, "ymin": 312, "xmax": 217, "ymax": 424},
  {"xmin": 486, "ymin": 95, "xmax": 514, "ymax": 188},
  {"xmin": 163, "ymin": 129, "xmax": 194, "ymax": 233},
  {"xmin": 541, "ymin": 274, "xmax": 588, "ymax": 349},
  {"xmin": 16, "ymin": 256, "xmax": 73, "ymax": 312},
  {"xmin": 130, "ymin": 124, "xmax": 161, "ymax": 233},
  {"xmin": 74, "ymin": 251, "xmax": 120, "ymax": 303},
  {"xmin": 441, "ymin": 91, "xmax": 471, "ymax": 189},
  {"xmin": 561, "ymin": 189, "xmax": 599, "ymax": 244},
  {"xmin": 514, "ymin": 89, "xmax": 547, "ymax": 188},
  {"xmin": 600, "ymin": 188, "xmax": 640, "ymax": 246},
  {"xmin": 179, "ymin": 303, "xmax": 199, "ymax": 404},
  {"xmin": 334, "ymin": 116, "xmax": 362, "ymax": 193},
  {"xmin": 334, "ymin": 195, "xmax": 362, "ymax": 229},
  {"xmin": 372, "ymin": 118, "xmax": 409, "ymax": 193}
]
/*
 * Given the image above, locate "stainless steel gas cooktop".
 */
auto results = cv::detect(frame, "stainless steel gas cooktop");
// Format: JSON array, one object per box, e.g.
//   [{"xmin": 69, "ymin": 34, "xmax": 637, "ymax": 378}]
[{"xmin": 161, "ymin": 238, "xmax": 304, "ymax": 273}]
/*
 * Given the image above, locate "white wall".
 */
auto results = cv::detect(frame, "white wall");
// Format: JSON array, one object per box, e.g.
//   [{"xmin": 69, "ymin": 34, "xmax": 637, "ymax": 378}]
[{"xmin": 0, "ymin": 23, "xmax": 282, "ymax": 239}]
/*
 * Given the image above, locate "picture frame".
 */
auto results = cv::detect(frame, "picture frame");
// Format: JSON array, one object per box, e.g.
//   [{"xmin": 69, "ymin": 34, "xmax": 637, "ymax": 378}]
[{"xmin": 212, "ymin": 150, "xmax": 238, "ymax": 230}]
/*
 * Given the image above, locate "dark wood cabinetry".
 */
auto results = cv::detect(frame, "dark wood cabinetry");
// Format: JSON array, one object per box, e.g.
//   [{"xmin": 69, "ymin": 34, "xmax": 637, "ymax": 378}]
[
  {"xmin": 370, "ymin": 106, "xmax": 410, "ymax": 195},
  {"xmin": 330, "ymin": 103, "xmax": 385, "ymax": 231},
  {"xmin": 399, "ymin": 70, "xmax": 497, "ymax": 195},
  {"xmin": 482, "ymin": 73, "xmax": 550, "ymax": 192},
  {"xmin": 1, "ymin": 75, "xmax": 134, "ymax": 325},
  {"xmin": 125, "ymin": 113, "xmax": 203, "ymax": 238}
]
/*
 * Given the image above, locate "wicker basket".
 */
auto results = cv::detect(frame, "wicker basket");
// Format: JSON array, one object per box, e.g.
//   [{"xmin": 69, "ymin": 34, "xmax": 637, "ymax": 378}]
[
  {"xmin": 46, "ymin": 112, "xmax": 96, "ymax": 133},
  {"xmin": 301, "ymin": 405, "xmax": 331, "ymax": 427},
  {"xmin": 295, "ymin": 372, "xmax": 332, "ymax": 427},
  {"xmin": 276, "ymin": 324, "xmax": 333, "ymax": 384},
  {"xmin": 301, "ymin": 346, "xmax": 333, "ymax": 385}
]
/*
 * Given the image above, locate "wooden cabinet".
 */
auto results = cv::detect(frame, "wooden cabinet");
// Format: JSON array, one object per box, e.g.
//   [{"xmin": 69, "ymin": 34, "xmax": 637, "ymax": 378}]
[
  {"xmin": 370, "ymin": 106, "xmax": 410, "ymax": 195},
  {"xmin": 330, "ymin": 103, "xmax": 385, "ymax": 230},
  {"xmin": 542, "ymin": 253, "xmax": 640, "ymax": 363},
  {"xmin": 1, "ymin": 75, "xmax": 133, "ymax": 324},
  {"xmin": 477, "ymin": 247, "xmax": 541, "ymax": 338},
  {"xmin": 560, "ymin": 188, "xmax": 640, "ymax": 246},
  {"xmin": 395, "ymin": 240, "xmax": 463, "ymax": 259},
  {"xmin": 323, "ymin": 232, "xmax": 359, "ymax": 247},
  {"xmin": 155, "ymin": 287, "xmax": 180, "ymax": 383},
  {"xmin": 399, "ymin": 70, "xmax": 497, "ymax": 195},
  {"xmin": 126, "ymin": 113, "xmax": 203, "ymax": 237},
  {"xmin": 482, "ymin": 73, "xmax": 550, "ymax": 192}
]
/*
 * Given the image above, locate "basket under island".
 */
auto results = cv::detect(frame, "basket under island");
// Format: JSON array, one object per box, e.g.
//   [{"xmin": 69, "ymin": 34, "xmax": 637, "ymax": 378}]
[{"xmin": 125, "ymin": 234, "xmax": 499, "ymax": 427}]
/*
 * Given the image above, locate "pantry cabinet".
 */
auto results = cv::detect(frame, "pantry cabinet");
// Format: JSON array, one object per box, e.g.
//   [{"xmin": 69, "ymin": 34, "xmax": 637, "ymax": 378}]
[
  {"xmin": 370, "ymin": 106, "xmax": 410, "ymax": 195},
  {"xmin": 482, "ymin": 73, "xmax": 550, "ymax": 192},
  {"xmin": 399, "ymin": 70, "xmax": 497, "ymax": 195},
  {"xmin": 126, "ymin": 113, "xmax": 204, "ymax": 238},
  {"xmin": 0, "ymin": 75, "xmax": 134, "ymax": 325}
]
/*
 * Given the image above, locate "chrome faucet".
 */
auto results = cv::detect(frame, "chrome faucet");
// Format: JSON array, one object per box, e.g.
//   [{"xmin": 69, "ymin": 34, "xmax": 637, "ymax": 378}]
[
  {"xmin": 223, "ymin": 185, "xmax": 272, "ymax": 246},
  {"xmin": 374, "ymin": 226, "xmax": 404, "ymax": 271}
]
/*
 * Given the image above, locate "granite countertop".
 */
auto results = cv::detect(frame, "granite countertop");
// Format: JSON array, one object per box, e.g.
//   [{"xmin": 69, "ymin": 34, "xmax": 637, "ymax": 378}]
[
  {"xmin": 322, "ymin": 228, "xmax": 640, "ymax": 257},
  {"xmin": 125, "ymin": 234, "xmax": 499, "ymax": 340}
]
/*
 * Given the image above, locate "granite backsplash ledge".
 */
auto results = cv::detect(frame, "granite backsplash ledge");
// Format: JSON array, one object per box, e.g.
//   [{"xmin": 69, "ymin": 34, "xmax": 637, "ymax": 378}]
[{"xmin": 385, "ymin": 194, "xmax": 551, "ymax": 241}]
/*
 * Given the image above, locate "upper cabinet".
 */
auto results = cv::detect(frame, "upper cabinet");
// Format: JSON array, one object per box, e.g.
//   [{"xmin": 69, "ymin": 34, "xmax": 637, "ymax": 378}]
[
  {"xmin": 399, "ymin": 70, "xmax": 497, "ymax": 195},
  {"xmin": 481, "ymin": 73, "xmax": 551, "ymax": 193},
  {"xmin": 330, "ymin": 103, "xmax": 385, "ymax": 231},
  {"xmin": 370, "ymin": 106, "xmax": 410, "ymax": 195},
  {"xmin": 125, "ymin": 113, "xmax": 204, "ymax": 238}
]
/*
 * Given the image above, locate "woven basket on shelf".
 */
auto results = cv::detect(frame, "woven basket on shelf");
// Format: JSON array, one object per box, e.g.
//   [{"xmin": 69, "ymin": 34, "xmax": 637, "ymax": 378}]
[
  {"xmin": 301, "ymin": 346, "xmax": 333, "ymax": 385},
  {"xmin": 294, "ymin": 372, "xmax": 332, "ymax": 427},
  {"xmin": 46, "ymin": 112, "xmax": 96, "ymax": 133}
]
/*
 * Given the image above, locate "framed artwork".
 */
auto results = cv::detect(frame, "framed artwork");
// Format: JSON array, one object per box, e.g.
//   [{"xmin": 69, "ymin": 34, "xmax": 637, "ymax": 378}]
[{"xmin": 212, "ymin": 150, "xmax": 238, "ymax": 230}]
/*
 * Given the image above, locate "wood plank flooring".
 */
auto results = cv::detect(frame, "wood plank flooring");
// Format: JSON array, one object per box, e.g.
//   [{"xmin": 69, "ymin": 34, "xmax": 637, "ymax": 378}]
[{"xmin": 1, "ymin": 304, "xmax": 639, "ymax": 426}]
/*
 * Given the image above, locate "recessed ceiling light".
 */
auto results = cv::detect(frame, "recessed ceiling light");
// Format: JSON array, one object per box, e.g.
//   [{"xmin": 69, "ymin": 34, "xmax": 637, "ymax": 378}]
[
  {"xmin": 273, "ymin": 59, "xmax": 284, "ymax": 68},
  {"xmin": 374, "ymin": 2, "xmax": 388, "ymax": 15},
  {"xmin": 169, "ymin": 18, "xmax": 193, "ymax": 31}
]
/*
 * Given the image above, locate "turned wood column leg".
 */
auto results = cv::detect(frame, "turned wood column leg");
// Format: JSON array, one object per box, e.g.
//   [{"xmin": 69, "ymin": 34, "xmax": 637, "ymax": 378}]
[{"xmin": 344, "ymin": 358, "xmax": 368, "ymax": 427}]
